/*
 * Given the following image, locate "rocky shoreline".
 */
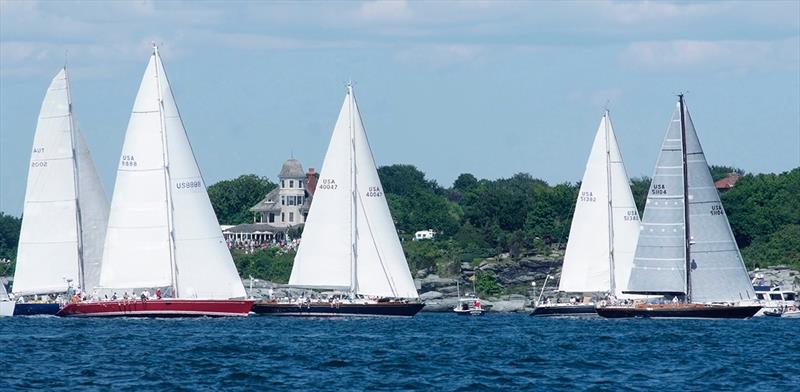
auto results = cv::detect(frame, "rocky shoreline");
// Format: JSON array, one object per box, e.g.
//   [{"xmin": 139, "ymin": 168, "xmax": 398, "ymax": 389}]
[{"xmin": 242, "ymin": 261, "xmax": 800, "ymax": 313}]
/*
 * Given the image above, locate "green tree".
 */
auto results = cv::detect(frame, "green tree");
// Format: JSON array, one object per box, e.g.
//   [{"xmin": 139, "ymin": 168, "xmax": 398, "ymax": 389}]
[
  {"xmin": 0, "ymin": 212, "xmax": 21, "ymax": 276},
  {"xmin": 722, "ymin": 168, "xmax": 800, "ymax": 248},
  {"xmin": 741, "ymin": 224, "xmax": 800, "ymax": 271},
  {"xmin": 231, "ymin": 248, "xmax": 294, "ymax": 283},
  {"xmin": 630, "ymin": 176, "xmax": 651, "ymax": 216},
  {"xmin": 207, "ymin": 174, "xmax": 276, "ymax": 224}
]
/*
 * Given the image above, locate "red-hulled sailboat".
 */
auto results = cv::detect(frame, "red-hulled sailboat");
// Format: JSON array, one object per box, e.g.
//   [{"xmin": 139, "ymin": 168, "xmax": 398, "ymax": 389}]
[{"xmin": 58, "ymin": 46, "xmax": 252, "ymax": 317}]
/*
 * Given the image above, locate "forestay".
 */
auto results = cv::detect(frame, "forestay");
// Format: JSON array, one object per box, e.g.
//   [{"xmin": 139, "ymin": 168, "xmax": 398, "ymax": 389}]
[
  {"xmin": 558, "ymin": 112, "xmax": 640, "ymax": 298},
  {"xmin": 99, "ymin": 49, "xmax": 245, "ymax": 299},
  {"xmin": 13, "ymin": 68, "xmax": 109, "ymax": 295}
]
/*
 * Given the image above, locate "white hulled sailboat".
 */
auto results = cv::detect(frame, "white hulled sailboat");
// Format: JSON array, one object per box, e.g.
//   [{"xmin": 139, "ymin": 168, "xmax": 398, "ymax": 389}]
[
  {"xmin": 597, "ymin": 95, "xmax": 761, "ymax": 319},
  {"xmin": 531, "ymin": 111, "xmax": 641, "ymax": 316},
  {"xmin": 12, "ymin": 68, "xmax": 109, "ymax": 316},
  {"xmin": 253, "ymin": 83, "xmax": 424, "ymax": 317},
  {"xmin": 58, "ymin": 46, "xmax": 252, "ymax": 317}
]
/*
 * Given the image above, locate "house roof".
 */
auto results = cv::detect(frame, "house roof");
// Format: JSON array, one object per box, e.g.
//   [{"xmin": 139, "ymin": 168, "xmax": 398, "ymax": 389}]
[
  {"xmin": 279, "ymin": 158, "xmax": 305, "ymax": 178},
  {"xmin": 715, "ymin": 173, "xmax": 741, "ymax": 190},
  {"xmin": 222, "ymin": 223, "xmax": 279, "ymax": 234},
  {"xmin": 249, "ymin": 188, "xmax": 280, "ymax": 212}
]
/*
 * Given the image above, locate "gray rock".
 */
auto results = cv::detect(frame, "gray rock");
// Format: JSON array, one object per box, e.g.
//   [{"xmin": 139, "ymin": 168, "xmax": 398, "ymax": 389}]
[{"xmin": 419, "ymin": 291, "xmax": 443, "ymax": 300}]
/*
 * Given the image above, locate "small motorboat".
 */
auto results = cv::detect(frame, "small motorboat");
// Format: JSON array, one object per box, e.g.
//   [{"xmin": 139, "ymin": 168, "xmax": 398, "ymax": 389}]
[{"xmin": 453, "ymin": 297, "xmax": 484, "ymax": 316}]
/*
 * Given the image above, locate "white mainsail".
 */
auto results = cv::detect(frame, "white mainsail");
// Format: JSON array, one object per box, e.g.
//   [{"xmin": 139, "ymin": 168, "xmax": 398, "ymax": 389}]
[
  {"xmin": 98, "ymin": 47, "xmax": 245, "ymax": 299},
  {"xmin": 558, "ymin": 111, "xmax": 640, "ymax": 298},
  {"xmin": 13, "ymin": 68, "xmax": 109, "ymax": 296},
  {"xmin": 625, "ymin": 98, "xmax": 754, "ymax": 303},
  {"xmin": 290, "ymin": 84, "xmax": 418, "ymax": 298}
]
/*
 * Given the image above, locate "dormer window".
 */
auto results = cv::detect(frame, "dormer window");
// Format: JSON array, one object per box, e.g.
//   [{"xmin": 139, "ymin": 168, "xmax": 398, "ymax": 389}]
[
  {"xmin": 299, "ymin": 180, "xmax": 303, "ymax": 188},
  {"xmin": 289, "ymin": 180, "xmax": 294, "ymax": 188},
  {"xmin": 281, "ymin": 180, "xmax": 285, "ymax": 188}
]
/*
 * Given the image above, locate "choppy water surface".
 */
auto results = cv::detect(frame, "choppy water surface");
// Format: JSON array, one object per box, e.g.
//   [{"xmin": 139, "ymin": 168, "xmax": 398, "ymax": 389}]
[{"xmin": 1, "ymin": 313, "xmax": 798, "ymax": 391}]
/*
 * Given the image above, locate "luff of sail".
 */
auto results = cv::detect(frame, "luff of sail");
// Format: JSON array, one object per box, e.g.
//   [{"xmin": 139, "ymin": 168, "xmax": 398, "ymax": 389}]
[
  {"xmin": 290, "ymin": 85, "xmax": 418, "ymax": 299},
  {"xmin": 13, "ymin": 68, "xmax": 109, "ymax": 295},
  {"xmin": 558, "ymin": 112, "xmax": 640, "ymax": 298},
  {"xmin": 99, "ymin": 48, "xmax": 245, "ymax": 299},
  {"xmin": 625, "ymin": 99, "xmax": 754, "ymax": 303}
]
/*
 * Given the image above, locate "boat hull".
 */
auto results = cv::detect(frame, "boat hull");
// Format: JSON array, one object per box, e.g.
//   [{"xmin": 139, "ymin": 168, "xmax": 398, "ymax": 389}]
[
  {"xmin": 530, "ymin": 304, "xmax": 597, "ymax": 317},
  {"xmin": 252, "ymin": 301, "xmax": 424, "ymax": 317},
  {"xmin": 57, "ymin": 299, "xmax": 254, "ymax": 318},
  {"xmin": 14, "ymin": 303, "xmax": 60, "ymax": 316},
  {"xmin": 0, "ymin": 300, "xmax": 14, "ymax": 317},
  {"xmin": 596, "ymin": 304, "xmax": 762, "ymax": 319}
]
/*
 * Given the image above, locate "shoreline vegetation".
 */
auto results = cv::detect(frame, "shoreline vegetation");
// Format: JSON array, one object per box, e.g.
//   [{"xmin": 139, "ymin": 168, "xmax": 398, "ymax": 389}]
[{"xmin": 1, "ymin": 165, "xmax": 798, "ymax": 299}]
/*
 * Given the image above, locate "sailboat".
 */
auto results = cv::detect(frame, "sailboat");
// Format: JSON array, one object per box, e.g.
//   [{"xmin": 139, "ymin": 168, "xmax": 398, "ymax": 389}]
[
  {"xmin": 596, "ymin": 95, "xmax": 761, "ymax": 319},
  {"xmin": 531, "ymin": 110, "xmax": 641, "ymax": 317},
  {"xmin": 58, "ymin": 46, "xmax": 252, "ymax": 317},
  {"xmin": 252, "ymin": 83, "xmax": 424, "ymax": 317},
  {"xmin": 12, "ymin": 67, "xmax": 109, "ymax": 316}
]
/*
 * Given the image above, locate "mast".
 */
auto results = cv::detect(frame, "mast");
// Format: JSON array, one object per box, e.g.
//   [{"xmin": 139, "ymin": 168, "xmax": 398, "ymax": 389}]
[
  {"xmin": 348, "ymin": 82, "xmax": 358, "ymax": 296},
  {"xmin": 678, "ymin": 94, "xmax": 692, "ymax": 303},
  {"xmin": 64, "ymin": 66, "xmax": 86, "ymax": 291},
  {"xmin": 604, "ymin": 110, "xmax": 616, "ymax": 297},
  {"xmin": 153, "ymin": 45, "xmax": 179, "ymax": 297}
]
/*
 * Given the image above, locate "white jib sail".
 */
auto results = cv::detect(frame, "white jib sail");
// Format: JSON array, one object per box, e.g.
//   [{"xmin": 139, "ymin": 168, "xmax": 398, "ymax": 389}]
[
  {"xmin": 290, "ymin": 85, "xmax": 418, "ymax": 298},
  {"xmin": 100, "ymin": 48, "xmax": 245, "ymax": 299},
  {"xmin": 14, "ymin": 68, "xmax": 108, "ymax": 295},
  {"xmin": 558, "ymin": 112, "xmax": 640, "ymax": 298},
  {"xmin": 681, "ymin": 105, "xmax": 754, "ymax": 303},
  {"xmin": 351, "ymin": 87, "xmax": 418, "ymax": 299}
]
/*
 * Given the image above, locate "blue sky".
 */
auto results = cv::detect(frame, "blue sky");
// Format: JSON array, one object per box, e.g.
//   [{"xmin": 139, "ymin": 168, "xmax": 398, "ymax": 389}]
[{"xmin": 1, "ymin": 0, "xmax": 798, "ymax": 215}]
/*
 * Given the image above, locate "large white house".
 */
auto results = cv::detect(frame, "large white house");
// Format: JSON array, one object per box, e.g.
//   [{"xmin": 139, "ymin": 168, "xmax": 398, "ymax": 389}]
[{"xmin": 222, "ymin": 158, "xmax": 317, "ymax": 248}]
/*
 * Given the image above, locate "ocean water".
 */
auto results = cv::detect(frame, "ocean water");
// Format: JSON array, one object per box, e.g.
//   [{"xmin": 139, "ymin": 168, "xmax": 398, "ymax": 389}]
[{"xmin": 1, "ymin": 313, "xmax": 798, "ymax": 391}]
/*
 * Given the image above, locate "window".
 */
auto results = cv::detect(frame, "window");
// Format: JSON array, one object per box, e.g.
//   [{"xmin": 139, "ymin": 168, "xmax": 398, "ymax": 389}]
[
  {"xmin": 268, "ymin": 213, "xmax": 275, "ymax": 223},
  {"xmin": 786, "ymin": 293, "xmax": 796, "ymax": 301},
  {"xmin": 289, "ymin": 212, "xmax": 294, "ymax": 222},
  {"xmin": 281, "ymin": 212, "xmax": 285, "ymax": 222},
  {"xmin": 299, "ymin": 180, "xmax": 303, "ymax": 188},
  {"xmin": 281, "ymin": 196, "xmax": 285, "ymax": 205},
  {"xmin": 756, "ymin": 294, "xmax": 764, "ymax": 300},
  {"xmin": 281, "ymin": 180, "xmax": 285, "ymax": 188},
  {"xmin": 770, "ymin": 294, "xmax": 782, "ymax": 300}
]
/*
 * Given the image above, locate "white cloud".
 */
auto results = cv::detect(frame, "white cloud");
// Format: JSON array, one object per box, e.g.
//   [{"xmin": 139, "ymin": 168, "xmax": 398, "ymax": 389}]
[
  {"xmin": 357, "ymin": 0, "xmax": 412, "ymax": 23},
  {"xmin": 620, "ymin": 38, "xmax": 800, "ymax": 73},
  {"xmin": 394, "ymin": 44, "xmax": 485, "ymax": 68}
]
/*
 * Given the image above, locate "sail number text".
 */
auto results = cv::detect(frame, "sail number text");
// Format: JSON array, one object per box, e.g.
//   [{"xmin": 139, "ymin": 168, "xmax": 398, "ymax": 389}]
[
  {"xmin": 31, "ymin": 161, "xmax": 47, "ymax": 168},
  {"xmin": 121, "ymin": 155, "xmax": 138, "ymax": 167},
  {"xmin": 579, "ymin": 191, "xmax": 596, "ymax": 202},
  {"xmin": 623, "ymin": 210, "xmax": 639, "ymax": 221},
  {"xmin": 319, "ymin": 179, "xmax": 338, "ymax": 190},
  {"xmin": 651, "ymin": 184, "xmax": 667, "ymax": 195},
  {"xmin": 366, "ymin": 186, "xmax": 383, "ymax": 198},
  {"xmin": 176, "ymin": 180, "xmax": 202, "ymax": 190},
  {"xmin": 710, "ymin": 204, "xmax": 725, "ymax": 216}
]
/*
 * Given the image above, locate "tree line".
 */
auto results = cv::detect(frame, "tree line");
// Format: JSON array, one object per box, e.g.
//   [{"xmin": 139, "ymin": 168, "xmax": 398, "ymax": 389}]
[{"xmin": 0, "ymin": 165, "xmax": 797, "ymax": 282}]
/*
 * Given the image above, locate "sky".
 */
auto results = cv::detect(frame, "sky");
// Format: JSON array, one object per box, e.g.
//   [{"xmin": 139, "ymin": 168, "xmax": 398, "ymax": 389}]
[{"xmin": 1, "ymin": 0, "xmax": 798, "ymax": 216}]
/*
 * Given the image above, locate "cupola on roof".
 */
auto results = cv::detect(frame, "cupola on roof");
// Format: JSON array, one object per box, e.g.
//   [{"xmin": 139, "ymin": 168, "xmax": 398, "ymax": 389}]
[{"xmin": 279, "ymin": 158, "xmax": 305, "ymax": 178}]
